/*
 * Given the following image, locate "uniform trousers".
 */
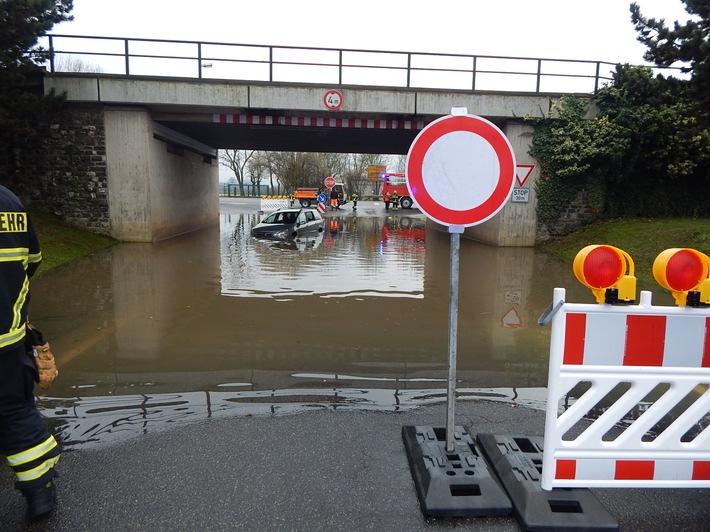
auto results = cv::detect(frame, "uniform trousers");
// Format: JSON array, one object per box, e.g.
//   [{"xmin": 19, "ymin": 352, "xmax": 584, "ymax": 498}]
[{"xmin": 0, "ymin": 343, "xmax": 60, "ymax": 492}]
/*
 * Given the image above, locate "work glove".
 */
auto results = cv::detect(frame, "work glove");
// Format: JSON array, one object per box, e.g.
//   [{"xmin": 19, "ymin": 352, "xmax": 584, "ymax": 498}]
[{"xmin": 26, "ymin": 323, "xmax": 59, "ymax": 390}]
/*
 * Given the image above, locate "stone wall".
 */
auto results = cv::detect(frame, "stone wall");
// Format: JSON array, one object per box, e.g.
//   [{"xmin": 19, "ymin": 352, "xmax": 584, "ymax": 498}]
[
  {"xmin": 6, "ymin": 107, "xmax": 110, "ymax": 236},
  {"xmin": 536, "ymin": 188, "xmax": 597, "ymax": 241}
]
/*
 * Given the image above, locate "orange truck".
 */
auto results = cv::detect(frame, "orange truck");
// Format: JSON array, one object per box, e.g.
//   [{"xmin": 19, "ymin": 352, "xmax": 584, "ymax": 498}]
[
  {"xmin": 293, "ymin": 187, "xmax": 320, "ymax": 207},
  {"xmin": 294, "ymin": 184, "xmax": 348, "ymax": 208},
  {"xmin": 381, "ymin": 173, "xmax": 414, "ymax": 209}
]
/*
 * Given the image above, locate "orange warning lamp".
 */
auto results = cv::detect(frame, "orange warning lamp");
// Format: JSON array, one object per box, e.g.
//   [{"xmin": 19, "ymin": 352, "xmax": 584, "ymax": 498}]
[
  {"xmin": 653, "ymin": 248, "xmax": 710, "ymax": 306},
  {"xmin": 573, "ymin": 245, "xmax": 636, "ymax": 304}
]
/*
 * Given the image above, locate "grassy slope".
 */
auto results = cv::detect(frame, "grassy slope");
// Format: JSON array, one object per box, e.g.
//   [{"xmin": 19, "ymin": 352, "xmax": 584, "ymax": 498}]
[
  {"xmin": 29, "ymin": 207, "xmax": 116, "ymax": 277},
  {"xmin": 538, "ymin": 218, "xmax": 710, "ymax": 286}
]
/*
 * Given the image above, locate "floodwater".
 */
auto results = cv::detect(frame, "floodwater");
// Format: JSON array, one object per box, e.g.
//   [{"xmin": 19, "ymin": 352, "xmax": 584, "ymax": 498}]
[{"xmin": 28, "ymin": 198, "xmax": 670, "ymax": 450}]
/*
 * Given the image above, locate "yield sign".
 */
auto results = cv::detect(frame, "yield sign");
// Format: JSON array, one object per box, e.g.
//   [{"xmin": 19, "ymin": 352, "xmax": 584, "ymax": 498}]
[
  {"xmin": 515, "ymin": 164, "xmax": 535, "ymax": 187},
  {"xmin": 500, "ymin": 306, "xmax": 523, "ymax": 328}
]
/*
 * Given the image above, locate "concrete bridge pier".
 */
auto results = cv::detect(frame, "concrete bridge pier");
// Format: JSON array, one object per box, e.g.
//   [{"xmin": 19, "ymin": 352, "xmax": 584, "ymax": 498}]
[
  {"xmin": 454, "ymin": 121, "xmax": 539, "ymax": 247},
  {"xmin": 104, "ymin": 107, "xmax": 219, "ymax": 242}
]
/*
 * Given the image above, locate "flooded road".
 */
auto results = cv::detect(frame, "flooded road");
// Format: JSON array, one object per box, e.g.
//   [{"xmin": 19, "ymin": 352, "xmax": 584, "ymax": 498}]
[{"xmin": 29, "ymin": 198, "xmax": 666, "ymax": 449}]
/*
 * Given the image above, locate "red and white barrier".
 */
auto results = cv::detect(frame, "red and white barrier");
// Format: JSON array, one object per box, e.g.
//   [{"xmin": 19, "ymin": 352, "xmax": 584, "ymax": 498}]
[
  {"xmin": 259, "ymin": 198, "xmax": 289, "ymax": 212},
  {"xmin": 317, "ymin": 202, "xmax": 326, "ymax": 215},
  {"xmin": 542, "ymin": 287, "xmax": 710, "ymax": 489}
]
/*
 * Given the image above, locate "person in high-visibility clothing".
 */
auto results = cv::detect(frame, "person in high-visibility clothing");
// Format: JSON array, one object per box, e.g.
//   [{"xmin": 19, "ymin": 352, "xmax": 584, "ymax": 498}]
[
  {"xmin": 0, "ymin": 185, "xmax": 60, "ymax": 519},
  {"xmin": 351, "ymin": 192, "xmax": 359, "ymax": 211},
  {"xmin": 391, "ymin": 190, "xmax": 400, "ymax": 211},
  {"xmin": 329, "ymin": 187, "xmax": 340, "ymax": 211}
]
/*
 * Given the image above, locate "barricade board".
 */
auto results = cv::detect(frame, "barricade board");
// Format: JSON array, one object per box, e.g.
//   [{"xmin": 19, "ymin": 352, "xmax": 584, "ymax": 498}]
[
  {"xmin": 542, "ymin": 288, "xmax": 710, "ymax": 490},
  {"xmin": 259, "ymin": 198, "xmax": 289, "ymax": 212}
]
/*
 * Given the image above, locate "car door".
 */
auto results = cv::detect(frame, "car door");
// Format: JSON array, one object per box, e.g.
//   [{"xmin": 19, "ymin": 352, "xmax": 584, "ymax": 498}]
[{"xmin": 296, "ymin": 211, "xmax": 309, "ymax": 235}]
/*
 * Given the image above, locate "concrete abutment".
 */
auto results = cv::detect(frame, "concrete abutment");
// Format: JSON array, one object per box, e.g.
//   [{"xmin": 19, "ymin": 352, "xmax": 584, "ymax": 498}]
[{"xmin": 104, "ymin": 108, "xmax": 218, "ymax": 242}]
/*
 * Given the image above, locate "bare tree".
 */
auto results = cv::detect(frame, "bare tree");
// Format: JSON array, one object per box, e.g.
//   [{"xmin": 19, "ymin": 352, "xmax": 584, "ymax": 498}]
[
  {"xmin": 270, "ymin": 151, "xmax": 329, "ymax": 192},
  {"xmin": 349, "ymin": 153, "xmax": 389, "ymax": 196},
  {"xmin": 247, "ymin": 152, "xmax": 269, "ymax": 195},
  {"xmin": 237, "ymin": 151, "xmax": 399, "ymax": 198},
  {"xmin": 54, "ymin": 54, "xmax": 103, "ymax": 73},
  {"xmin": 220, "ymin": 149, "xmax": 255, "ymax": 196}
]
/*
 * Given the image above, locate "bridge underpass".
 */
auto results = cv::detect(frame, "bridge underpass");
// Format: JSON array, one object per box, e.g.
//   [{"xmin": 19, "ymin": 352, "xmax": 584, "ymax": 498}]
[
  {"xmin": 45, "ymin": 73, "xmax": 582, "ymax": 245},
  {"xmin": 38, "ymin": 34, "xmax": 621, "ymax": 244}
]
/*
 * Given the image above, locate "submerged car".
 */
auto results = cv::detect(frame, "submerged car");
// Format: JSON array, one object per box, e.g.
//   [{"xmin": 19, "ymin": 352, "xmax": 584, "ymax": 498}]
[{"xmin": 251, "ymin": 208, "xmax": 324, "ymax": 240}]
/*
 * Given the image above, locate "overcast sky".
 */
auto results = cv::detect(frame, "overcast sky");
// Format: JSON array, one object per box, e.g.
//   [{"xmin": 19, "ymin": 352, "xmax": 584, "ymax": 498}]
[{"xmin": 54, "ymin": 0, "xmax": 694, "ymax": 66}]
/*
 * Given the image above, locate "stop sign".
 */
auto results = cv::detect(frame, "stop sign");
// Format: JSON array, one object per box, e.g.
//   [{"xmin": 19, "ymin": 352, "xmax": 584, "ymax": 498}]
[{"xmin": 324, "ymin": 176, "xmax": 336, "ymax": 188}]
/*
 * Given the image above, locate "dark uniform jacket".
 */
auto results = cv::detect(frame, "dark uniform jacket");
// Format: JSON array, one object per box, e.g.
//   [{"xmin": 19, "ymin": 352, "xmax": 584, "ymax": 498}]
[{"xmin": 0, "ymin": 186, "xmax": 41, "ymax": 354}]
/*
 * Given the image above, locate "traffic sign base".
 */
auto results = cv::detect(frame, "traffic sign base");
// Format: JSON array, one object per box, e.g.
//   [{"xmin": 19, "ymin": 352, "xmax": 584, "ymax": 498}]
[
  {"xmin": 476, "ymin": 433, "xmax": 618, "ymax": 531},
  {"xmin": 402, "ymin": 425, "xmax": 513, "ymax": 518}
]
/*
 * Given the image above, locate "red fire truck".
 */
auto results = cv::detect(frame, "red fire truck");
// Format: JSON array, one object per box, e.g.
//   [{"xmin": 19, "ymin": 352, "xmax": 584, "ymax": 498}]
[{"xmin": 381, "ymin": 173, "xmax": 414, "ymax": 209}]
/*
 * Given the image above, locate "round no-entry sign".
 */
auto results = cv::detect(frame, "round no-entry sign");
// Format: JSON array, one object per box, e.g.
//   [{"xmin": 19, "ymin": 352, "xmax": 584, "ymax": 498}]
[
  {"xmin": 324, "ymin": 176, "xmax": 336, "ymax": 188},
  {"xmin": 406, "ymin": 113, "xmax": 516, "ymax": 227}
]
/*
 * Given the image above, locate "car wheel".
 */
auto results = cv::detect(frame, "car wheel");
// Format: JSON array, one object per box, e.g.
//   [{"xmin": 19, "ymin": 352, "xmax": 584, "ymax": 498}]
[{"xmin": 400, "ymin": 197, "xmax": 413, "ymax": 209}]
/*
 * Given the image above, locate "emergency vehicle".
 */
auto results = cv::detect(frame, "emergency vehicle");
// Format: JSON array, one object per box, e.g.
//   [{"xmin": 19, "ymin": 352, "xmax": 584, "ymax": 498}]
[
  {"xmin": 294, "ymin": 183, "xmax": 348, "ymax": 208},
  {"xmin": 381, "ymin": 173, "xmax": 414, "ymax": 209}
]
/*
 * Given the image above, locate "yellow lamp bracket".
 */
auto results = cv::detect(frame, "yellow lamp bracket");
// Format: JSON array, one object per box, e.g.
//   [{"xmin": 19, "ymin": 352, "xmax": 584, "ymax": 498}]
[{"xmin": 605, "ymin": 247, "xmax": 636, "ymax": 304}]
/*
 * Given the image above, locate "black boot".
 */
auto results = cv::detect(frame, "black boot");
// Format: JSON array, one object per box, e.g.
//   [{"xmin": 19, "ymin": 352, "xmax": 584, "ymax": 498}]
[{"xmin": 23, "ymin": 479, "xmax": 57, "ymax": 519}]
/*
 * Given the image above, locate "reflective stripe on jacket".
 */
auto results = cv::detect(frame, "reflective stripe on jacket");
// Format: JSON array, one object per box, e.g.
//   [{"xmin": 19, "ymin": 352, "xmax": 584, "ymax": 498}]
[{"xmin": 0, "ymin": 186, "xmax": 41, "ymax": 353}]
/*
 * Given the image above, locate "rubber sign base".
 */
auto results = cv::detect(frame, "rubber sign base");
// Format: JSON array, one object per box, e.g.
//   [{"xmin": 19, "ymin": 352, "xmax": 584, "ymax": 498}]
[
  {"xmin": 476, "ymin": 433, "xmax": 618, "ymax": 531},
  {"xmin": 402, "ymin": 425, "xmax": 513, "ymax": 518}
]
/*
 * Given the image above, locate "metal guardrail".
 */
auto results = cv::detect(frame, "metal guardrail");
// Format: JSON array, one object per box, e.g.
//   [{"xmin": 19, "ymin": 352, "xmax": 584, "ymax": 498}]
[
  {"xmin": 41, "ymin": 34, "xmax": 682, "ymax": 95},
  {"xmin": 41, "ymin": 34, "xmax": 629, "ymax": 94}
]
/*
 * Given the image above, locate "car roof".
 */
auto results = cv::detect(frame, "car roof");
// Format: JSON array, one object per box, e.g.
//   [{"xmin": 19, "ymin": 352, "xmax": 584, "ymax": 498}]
[{"xmin": 269, "ymin": 208, "xmax": 320, "ymax": 215}]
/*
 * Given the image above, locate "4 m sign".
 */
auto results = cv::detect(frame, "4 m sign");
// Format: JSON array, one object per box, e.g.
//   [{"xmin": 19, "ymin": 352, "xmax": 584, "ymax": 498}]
[{"xmin": 323, "ymin": 89, "xmax": 343, "ymax": 110}]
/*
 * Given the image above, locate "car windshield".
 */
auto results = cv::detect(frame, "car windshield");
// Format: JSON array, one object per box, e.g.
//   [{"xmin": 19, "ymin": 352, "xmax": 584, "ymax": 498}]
[{"xmin": 263, "ymin": 211, "xmax": 298, "ymax": 224}]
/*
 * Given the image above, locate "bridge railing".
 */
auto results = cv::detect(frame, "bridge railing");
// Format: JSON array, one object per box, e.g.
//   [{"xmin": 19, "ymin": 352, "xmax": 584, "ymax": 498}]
[{"xmin": 40, "ymin": 34, "xmax": 678, "ymax": 94}]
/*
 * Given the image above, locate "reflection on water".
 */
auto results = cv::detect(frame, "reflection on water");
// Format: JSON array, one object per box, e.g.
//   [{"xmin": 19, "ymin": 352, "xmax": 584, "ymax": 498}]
[
  {"xmin": 44, "ymin": 386, "xmax": 550, "ymax": 450},
  {"xmin": 221, "ymin": 214, "xmax": 426, "ymax": 299},
  {"xmin": 29, "ymin": 199, "xmax": 599, "ymax": 449}
]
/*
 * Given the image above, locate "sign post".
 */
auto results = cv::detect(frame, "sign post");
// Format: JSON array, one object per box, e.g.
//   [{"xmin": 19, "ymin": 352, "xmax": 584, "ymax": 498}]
[
  {"xmin": 401, "ymin": 108, "xmax": 516, "ymax": 517},
  {"xmin": 406, "ymin": 107, "xmax": 516, "ymax": 451}
]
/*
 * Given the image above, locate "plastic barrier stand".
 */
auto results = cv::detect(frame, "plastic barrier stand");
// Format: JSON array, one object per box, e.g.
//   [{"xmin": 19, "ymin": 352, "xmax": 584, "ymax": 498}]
[
  {"xmin": 402, "ymin": 425, "xmax": 513, "ymax": 518},
  {"xmin": 477, "ymin": 433, "xmax": 618, "ymax": 531}
]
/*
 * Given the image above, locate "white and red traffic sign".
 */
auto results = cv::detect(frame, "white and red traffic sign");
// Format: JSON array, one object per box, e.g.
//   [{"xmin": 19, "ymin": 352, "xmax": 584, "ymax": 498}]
[
  {"xmin": 405, "ymin": 112, "xmax": 516, "ymax": 228},
  {"xmin": 324, "ymin": 176, "xmax": 336, "ymax": 188},
  {"xmin": 515, "ymin": 164, "xmax": 535, "ymax": 187},
  {"xmin": 323, "ymin": 89, "xmax": 343, "ymax": 110}
]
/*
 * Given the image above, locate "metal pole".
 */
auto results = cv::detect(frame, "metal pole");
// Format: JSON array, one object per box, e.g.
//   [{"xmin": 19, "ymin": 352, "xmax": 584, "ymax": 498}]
[
  {"xmin": 124, "ymin": 38, "xmax": 130, "ymax": 76},
  {"xmin": 446, "ymin": 228, "xmax": 461, "ymax": 452}
]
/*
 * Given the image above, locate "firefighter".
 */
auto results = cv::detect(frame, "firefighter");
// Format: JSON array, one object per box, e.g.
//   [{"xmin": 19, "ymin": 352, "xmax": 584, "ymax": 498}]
[
  {"xmin": 391, "ymin": 190, "xmax": 400, "ymax": 211},
  {"xmin": 351, "ymin": 192, "xmax": 359, "ymax": 211},
  {"xmin": 383, "ymin": 192, "xmax": 391, "ymax": 211},
  {"xmin": 0, "ymin": 185, "xmax": 60, "ymax": 519}
]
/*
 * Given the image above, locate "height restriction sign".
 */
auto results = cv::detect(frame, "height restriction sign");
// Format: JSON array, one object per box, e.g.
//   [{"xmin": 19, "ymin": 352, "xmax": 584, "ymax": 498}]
[{"xmin": 405, "ymin": 110, "xmax": 516, "ymax": 228}]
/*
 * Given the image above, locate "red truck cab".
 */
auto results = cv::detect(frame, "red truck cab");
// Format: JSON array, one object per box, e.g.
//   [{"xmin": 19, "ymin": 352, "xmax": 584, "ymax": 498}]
[{"xmin": 382, "ymin": 173, "xmax": 413, "ymax": 209}]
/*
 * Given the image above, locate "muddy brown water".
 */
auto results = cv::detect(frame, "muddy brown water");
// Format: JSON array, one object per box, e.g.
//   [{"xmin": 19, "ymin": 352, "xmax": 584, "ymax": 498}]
[{"xmin": 28, "ymin": 198, "xmax": 672, "ymax": 449}]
